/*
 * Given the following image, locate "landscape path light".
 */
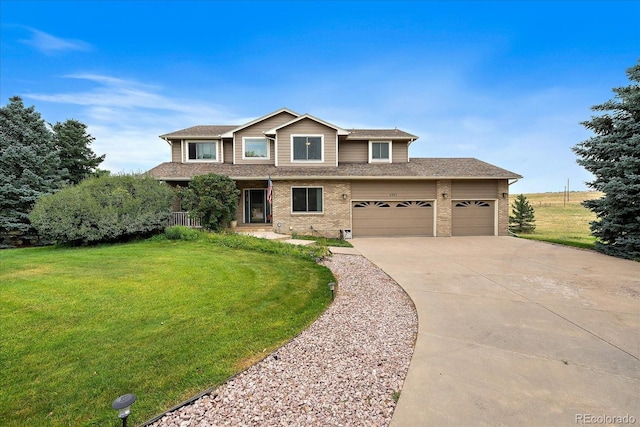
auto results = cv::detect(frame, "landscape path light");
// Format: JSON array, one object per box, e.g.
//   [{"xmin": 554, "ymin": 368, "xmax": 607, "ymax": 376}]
[
  {"xmin": 328, "ymin": 282, "xmax": 336, "ymax": 299},
  {"xmin": 112, "ymin": 393, "xmax": 136, "ymax": 427}
]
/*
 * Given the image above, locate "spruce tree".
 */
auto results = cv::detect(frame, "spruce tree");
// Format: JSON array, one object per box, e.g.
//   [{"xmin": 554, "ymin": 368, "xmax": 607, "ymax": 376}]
[
  {"xmin": 572, "ymin": 60, "xmax": 640, "ymax": 260},
  {"xmin": 0, "ymin": 96, "xmax": 65, "ymax": 245},
  {"xmin": 509, "ymin": 194, "xmax": 536, "ymax": 233},
  {"xmin": 52, "ymin": 119, "xmax": 105, "ymax": 185}
]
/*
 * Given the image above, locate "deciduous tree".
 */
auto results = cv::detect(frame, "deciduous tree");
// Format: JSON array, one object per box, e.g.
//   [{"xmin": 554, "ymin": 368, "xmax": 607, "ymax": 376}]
[{"xmin": 179, "ymin": 174, "xmax": 240, "ymax": 231}]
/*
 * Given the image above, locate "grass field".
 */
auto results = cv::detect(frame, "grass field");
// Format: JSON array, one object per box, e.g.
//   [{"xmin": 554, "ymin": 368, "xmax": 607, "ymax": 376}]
[
  {"xmin": 0, "ymin": 236, "xmax": 333, "ymax": 426},
  {"xmin": 512, "ymin": 191, "xmax": 603, "ymax": 249}
]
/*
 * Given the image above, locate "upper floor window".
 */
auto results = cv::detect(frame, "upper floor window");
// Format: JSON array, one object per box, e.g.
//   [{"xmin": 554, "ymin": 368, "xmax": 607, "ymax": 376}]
[
  {"xmin": 369, "ymin": 141, "xmax": 391, "ymax": 162},
  {"xmin": 243, "ymin": 137, "xmax": 269, "ymax": 159},
  {"xmin": 292, "ymin": 135, "xmax": 323, "ymax": 161},
  {"xmin": 187, "ymin": 141, "xmax": 218, "ymax": 161}
]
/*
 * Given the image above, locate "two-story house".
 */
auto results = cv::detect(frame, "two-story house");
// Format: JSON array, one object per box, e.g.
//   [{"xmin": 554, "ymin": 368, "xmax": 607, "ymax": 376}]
[{"xmin": 147, "ymin": 108, "xmax": 522, "ymax": 238}]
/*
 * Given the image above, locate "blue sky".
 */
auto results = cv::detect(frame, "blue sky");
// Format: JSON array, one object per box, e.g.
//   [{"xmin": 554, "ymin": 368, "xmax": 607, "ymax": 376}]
[{"xmin": 1, "ymin": 1, "xmax": 638, "ymax": 193}]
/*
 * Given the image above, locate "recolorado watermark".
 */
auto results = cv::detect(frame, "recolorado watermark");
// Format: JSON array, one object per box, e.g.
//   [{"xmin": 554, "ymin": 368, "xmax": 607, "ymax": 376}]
[{"xmin": 576, "ymin": 413, "xmax": 636, "ymax": 424}]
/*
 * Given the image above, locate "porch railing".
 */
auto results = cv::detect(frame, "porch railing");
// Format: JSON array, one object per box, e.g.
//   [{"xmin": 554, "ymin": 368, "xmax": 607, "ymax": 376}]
[{"xmin": 171, "ymin": 212, "xmax": 202, "ymax": 228}]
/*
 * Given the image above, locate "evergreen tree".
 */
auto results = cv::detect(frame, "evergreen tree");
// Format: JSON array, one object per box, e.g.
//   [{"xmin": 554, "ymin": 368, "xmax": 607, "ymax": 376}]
[
  {"xmin": 0, "ymin": 96, "xmax": 65, "ymax": 245},
  {"xmin": 52, "ymin": 119, "xmax": 105, "ymax": 185},
  {"xmin": 509, "ymin": 194, "xmax": 536, "ymax": 233},
  {"xmin": 572, "ymin": 60, "xmax": 640, "ymax": 260}
]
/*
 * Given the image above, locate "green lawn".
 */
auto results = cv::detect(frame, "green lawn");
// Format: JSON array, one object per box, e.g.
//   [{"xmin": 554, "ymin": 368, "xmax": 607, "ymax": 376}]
[
  {"xmin": 0, "ymin": 238, "xmax": 333, "ymax": 426},
  {"xmin": 512, "ymin": 191, "xmax": 603, "ymax": 249}
]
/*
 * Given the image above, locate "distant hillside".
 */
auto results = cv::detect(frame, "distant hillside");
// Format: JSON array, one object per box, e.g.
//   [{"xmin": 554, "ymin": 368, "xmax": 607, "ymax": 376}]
[{"xmin": 508, "ymin": 191, "xmax": 602, "ymax": 249}]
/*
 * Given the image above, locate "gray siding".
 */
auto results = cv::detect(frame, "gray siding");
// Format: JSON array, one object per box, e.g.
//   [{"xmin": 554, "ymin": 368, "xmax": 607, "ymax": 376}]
[
  {"xmin": 233, "ymin": 111, "xmax": 295, "ymax": 165},
  {"xmin": 451, "ymin": 180, "xmax": 498, "ymax": 199},
  {"xmin": 223, "ymin": 140, "xmax": 233, "ymax": 164},
  {"xmin": 338, "ymin": 141, "xmax": 367, "ymax": 163},
  {"xmin": 276, "ymin": 119, "xmax": 337, "ymax": 167},
  {"xmin": 352, "ymin": 180, "xmax": 437, "ymax": 200},
  {"xmin": 171, "ymin": 140, "xmax": 182, "ymax": 163},
  {"xmin": 392, "ymin": 142, "xmax": 409, "ymax": 163}
]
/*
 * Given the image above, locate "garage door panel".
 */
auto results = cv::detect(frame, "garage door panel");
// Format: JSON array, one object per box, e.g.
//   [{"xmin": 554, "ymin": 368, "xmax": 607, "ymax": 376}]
[
  {"xmin": 452, "ymin": 200, "xmax": 495, "ymax": 236},
  {"xmin": 353, "ymin": 201, "xmax": 434, "ymax": 237}
]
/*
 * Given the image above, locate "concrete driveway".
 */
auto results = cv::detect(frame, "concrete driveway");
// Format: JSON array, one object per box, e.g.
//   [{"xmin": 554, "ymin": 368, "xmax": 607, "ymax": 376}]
[{"xmin": 351, "ymin": 237, "xmax": 640, "ymax": 427}]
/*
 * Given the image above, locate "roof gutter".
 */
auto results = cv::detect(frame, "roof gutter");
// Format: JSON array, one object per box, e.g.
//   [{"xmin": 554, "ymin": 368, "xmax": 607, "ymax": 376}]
[{"xmin": 154, "ymin": 175, "xmax": 523, "ymax": 182}]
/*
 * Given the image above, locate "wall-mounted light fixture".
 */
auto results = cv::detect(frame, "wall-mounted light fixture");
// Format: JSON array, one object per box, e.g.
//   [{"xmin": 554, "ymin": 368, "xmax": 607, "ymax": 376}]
[
  {"xmin": 342, "ymin": 193, "xmax": 347, "ymax": 200},
  {"xmin": 441, "ymin": 192, "xmax": 448, "ymax": 199},
  {"xmin": 502, "ymin": 192, "xmax": 509, "ymax": 199}
]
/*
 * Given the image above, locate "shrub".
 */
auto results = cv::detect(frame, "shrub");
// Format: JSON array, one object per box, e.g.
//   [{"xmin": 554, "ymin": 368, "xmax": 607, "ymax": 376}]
[
  {"xmin": 179, "ymin": 174, "xmax": 240, "ymax": 231},
  {"xmin": 165, "ymin": 225, "xmax": 201, "ymax": 241},
  {"xmin": 29, "ymin": 174, "xmax": 174, "ymax": 245}
]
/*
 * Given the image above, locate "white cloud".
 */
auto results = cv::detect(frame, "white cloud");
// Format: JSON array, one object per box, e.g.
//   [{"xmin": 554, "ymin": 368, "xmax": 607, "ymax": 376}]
[
  {"xmin": 24, "ymin": 74, "xmax": 241, "ymax": 173},
  {"xmin": 19, "ymin": 27, "xmax": 92, "ymax": 55}
]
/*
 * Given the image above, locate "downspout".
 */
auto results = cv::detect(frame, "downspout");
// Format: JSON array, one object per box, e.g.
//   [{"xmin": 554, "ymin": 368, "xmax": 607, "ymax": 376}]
[
  {"xmin": 407, "ymin": 138, "xmax": 415, "ymax": 162},
  {"xmin": 264, "ymin": 133, "xmax": 276, "ymax": 167}
]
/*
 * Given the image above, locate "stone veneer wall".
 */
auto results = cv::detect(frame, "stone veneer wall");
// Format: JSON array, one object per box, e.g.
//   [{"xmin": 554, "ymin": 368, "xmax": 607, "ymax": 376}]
[
  {"xmin": 272, "ymin": 180, "xmax": 351, "ymax": 238},
  {"xmin": 436, "ymin": 179, "xmax": 452, "ymax": 237}
]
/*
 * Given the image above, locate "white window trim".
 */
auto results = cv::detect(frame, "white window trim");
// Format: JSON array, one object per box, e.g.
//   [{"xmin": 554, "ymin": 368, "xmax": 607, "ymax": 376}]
[
  {"xmin": 185, "ymin": 140, "xmax": 220, "ymax": 163},
  {"xmin": 291, "ymin": 186, "xmax": 324, "ymax": 214},
  {"xmin": 368, "ymin": 140, "xmax": 392, "ymax": 163},
  {"xmin": 291, "ymin": 134, "xmax": 324, "ymax": 163},
  {"xmin": 242, "ymin": 137, "xmax": 270, "ymax": 160}
]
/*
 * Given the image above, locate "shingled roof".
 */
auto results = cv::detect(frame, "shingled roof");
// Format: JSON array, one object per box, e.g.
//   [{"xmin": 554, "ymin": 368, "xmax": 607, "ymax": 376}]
[
  {"xmin": 159, "ymin": 125, "xmax": 417, "ymax": 141},
  {"xmin": 147, "ymin": 158, "xmax": 522, "ymax": 181},
  {"xmin": 159, "ymin": 125, "xmax": 238, "ymax": 139},
  {"xmin": 346, "ymin": 129, "xmax": 417, "ymax": 140}
]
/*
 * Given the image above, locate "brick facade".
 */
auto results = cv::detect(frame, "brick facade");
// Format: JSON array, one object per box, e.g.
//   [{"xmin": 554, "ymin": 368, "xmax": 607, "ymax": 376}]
[
  {"xmin": 272, "ymin": 180, "xmax": 351, "ymax": 238},
  {"xmin": 436, "ymin": 179, "xmax": 452, "ymax": 237},
  {"xmin": 497, "ymin": 179, "xmax": 510, "ymax": 236}
]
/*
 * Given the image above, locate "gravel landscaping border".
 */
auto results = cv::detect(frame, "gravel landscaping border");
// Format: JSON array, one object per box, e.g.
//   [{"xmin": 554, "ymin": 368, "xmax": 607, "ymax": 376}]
[{"xmin": 146, "ymin": 254, "xmax": 418, "ymax": 427}]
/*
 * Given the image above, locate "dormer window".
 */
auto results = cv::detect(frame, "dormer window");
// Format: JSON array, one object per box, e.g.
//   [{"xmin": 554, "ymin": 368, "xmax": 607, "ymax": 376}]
[
  {"xmin": 187, "ymin": 141, "xmax": 218, "ymax": 162},
  {"xmin": 369, "ymin": 141, "xmax": 392, "ymax": 163}
]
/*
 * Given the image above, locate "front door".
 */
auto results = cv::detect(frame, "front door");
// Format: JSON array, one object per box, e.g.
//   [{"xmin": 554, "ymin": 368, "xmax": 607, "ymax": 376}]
[{"xmin": 244, "ymin": 189, "xmax": 270, "ymax": 224}]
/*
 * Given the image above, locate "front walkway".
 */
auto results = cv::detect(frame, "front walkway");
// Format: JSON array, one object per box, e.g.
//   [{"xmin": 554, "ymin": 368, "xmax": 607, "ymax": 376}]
[{"xmin": 351, "ymin": 237, "xmax": 640, "ymax": 426}]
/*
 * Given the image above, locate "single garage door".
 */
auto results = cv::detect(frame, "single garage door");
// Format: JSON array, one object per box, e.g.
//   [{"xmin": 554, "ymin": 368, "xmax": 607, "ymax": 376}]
[
  {"xmin": 352, "ymin": 200, "xmax": 434, "ymax": 237},
  {"xmin": 452, "ymin": 200, "xmax": 495, "ymax": 236}
]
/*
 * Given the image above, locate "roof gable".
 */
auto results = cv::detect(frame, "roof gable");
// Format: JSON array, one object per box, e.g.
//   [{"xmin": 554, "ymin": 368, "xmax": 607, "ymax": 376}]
[
  {"xmin": 264, "ymin": 113, "xmax": 350, "ymax": 136},
  {"xmin": 220, "ymin": 108, "xmax": 299, "ymax": 137}
]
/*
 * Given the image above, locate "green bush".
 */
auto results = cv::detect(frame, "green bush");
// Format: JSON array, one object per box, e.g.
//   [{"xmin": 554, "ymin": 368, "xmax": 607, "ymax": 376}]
[
  {"xmin": 165, "ymin": 225, "xmax": 201, "ymax": 241},
  {"xmin": 179, "ymin": 174, "xmax": 240, "ymax": 231},
  {"xmin": 29, "ymin": 174, "xmax": 174, "ymax": 245}
]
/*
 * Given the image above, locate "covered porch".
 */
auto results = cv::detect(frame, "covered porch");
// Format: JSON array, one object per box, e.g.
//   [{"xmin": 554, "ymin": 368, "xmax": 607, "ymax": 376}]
[{"xmin": 169, "ymin": 179, "xmax": 274, "ymax": 229}]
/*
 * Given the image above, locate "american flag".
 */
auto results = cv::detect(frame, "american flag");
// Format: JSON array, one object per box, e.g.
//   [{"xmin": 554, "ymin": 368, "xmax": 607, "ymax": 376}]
[{"xmin": 267, "ymin": 176, "xmax": 273, "ymax": 204}]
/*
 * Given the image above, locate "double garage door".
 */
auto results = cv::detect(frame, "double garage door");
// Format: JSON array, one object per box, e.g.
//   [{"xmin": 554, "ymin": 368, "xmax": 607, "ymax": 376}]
[
  {"xmin": 350, "ymin": 181, "xmax": 497, "ymax": 237},
  {"xmin": 352, "ymin": 200, "xmax": 434, "ymax": 236}
]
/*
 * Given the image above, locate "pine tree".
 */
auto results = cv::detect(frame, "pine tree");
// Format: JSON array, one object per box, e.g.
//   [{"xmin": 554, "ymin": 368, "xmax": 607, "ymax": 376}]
[
  {"xmin": 0, "ymin": 96, "xmax": 65, "ymax": 245},
  {"xmin": 572, "ymin": 60, "xmax": 640, "ymax": 260},
  {"xmin": 52, "ymin": 119, "xmax": 105, "ymax": 185},
  {"xmin": 509, "ymin": 194, "xmax": 536, "ymax": 233}
]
